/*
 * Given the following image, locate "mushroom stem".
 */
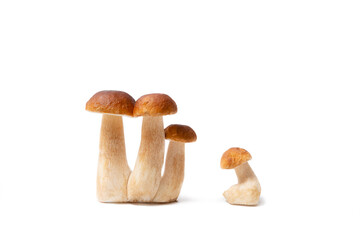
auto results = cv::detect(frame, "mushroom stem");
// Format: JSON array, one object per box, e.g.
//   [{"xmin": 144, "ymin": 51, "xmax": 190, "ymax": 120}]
[
  {"xmin": 223, "ymin": 162, "xmax": 261, "ymax": 205},
  {"xmin": 235, "ymin": 162, "xmax": 257, "ymax": 184},
  {"xmin": 127, "ymin": 116, "xmax": 165, "ymax": 202},
  {"xmin": 153, "ymin": 141, "xmax": 185, "ymax": 202},
  {"xmin": 97, "ymin": 114, "xmax": 131, "ymax": 202}
]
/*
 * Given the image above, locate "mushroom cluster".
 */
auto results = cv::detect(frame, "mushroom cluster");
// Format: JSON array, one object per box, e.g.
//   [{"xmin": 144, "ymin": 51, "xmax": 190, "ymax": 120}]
[
  {"xmin": 220, "ymin": 148, "xmax": 261, "ymax": 205},
  {"xmin": 86, "ymin": 90, "xmax": 196, "ymax": 203}
]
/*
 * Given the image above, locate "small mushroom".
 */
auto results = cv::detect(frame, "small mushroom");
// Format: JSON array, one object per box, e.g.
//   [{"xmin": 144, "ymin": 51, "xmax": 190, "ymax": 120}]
[
  {"xmin": 127, "ymin": 94, "xmax": 177, "ymax": 202},
  {"xmin": 220, "ymin": 148, "xmax": 261, "ymax": 205},
  {"xmin": 86, "ymin": 90, "xmax": 135, "ymax": 202},
  {"xmin": 153, "ymin": 124, "xmax": 197, "ymax": 203}
]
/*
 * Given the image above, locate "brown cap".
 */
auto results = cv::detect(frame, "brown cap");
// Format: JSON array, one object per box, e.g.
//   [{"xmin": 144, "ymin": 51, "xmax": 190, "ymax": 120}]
[
  {"xmin": 164, "ymin": 124, "xmax": 197, "ymax": 143},
  {"xmin": 220, "ymin": 148, "xmax": 252, "ymax": 169},
  {"xmin": 86, "ymin": 90, "xmax": 135, "ymax": 116},
  {"xmin": 133, "ymin": 94, "xmax": 177, "ymax": 117}
]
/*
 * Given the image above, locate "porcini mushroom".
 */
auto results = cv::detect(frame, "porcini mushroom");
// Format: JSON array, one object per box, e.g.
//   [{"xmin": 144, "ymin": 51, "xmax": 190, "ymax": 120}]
[
  {"xmin": 127, "ymin": 94, "xmax": 177, "ymax": 202},
  {"xmin": 220, "ymin": 147, "xmax": 261, "ymax": 205},
  {"xmin": 153, "ymin": 124, "xmax": 197, "ymax": 203},
  {"xmin": 86, "ymin": 90, "xmax": 135, "ymax": 202}
]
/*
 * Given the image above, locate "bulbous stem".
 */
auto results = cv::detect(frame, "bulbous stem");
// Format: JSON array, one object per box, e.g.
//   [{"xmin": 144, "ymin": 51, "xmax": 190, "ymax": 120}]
[
  {"xmin": 223, "ymin": 162, "xmax": 261, "ymax": 205},
  {"xmin": 97, "ymin": 114, "xmax": 131, "ymax": 202}
]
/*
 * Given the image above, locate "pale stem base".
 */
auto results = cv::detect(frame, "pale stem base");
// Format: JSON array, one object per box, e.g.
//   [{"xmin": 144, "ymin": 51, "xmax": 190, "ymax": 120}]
[
  {"xmin": 127, "ymin": 116, "xmax": 165, "ymax": 202},
  {"xmin": 223, "ymin": 162, "xmax": 261, "ymax": 205},
  {"xmin": 97, "ymin": 114, "xmax": 131, "ymax": 202},
  {"xmin": 153, "ymin": 141, "xmax": 185, "ymax": 202}
]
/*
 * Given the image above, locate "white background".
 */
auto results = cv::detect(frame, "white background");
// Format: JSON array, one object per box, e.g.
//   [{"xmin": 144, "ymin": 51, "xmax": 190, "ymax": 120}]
[{"xmin": 0, "ymin": 0, "xmax": 359, "ymax": 239}]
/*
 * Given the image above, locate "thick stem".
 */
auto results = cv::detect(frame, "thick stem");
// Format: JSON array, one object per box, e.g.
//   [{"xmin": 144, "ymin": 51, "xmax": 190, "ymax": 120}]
[
  {"xmin": 127, "ymin": 116, "xmax": 165, "ymax": 202},
  {"xmin": 223, "ymin": 162, "xmax": 261, "ymax": 205},
  {"xmin": 235, "ymin": 162, "xmax": 258, "ymax": 184},
  {"xmin": 153, "ymin": 141, "xmax": 185, "ymax": 202},
  {"xmin": 97, "ymin": 114, "xmax": 131, "ymax": 202}
]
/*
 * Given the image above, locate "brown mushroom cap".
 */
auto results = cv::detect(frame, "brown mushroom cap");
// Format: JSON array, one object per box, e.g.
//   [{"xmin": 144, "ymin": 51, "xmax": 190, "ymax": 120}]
[
  {"xmin": 133, "ymin": 94, "xmax": 177, "ymax": 117},
  {"xmin": 220, "ymin": 148, "xmax": 252, "ymax": 169},
  {"xmin": 86, "ymin": 90, "xmax": 135, "ymax": 116},
  {"xmin": 165, "ymin": 124, "xmax": 197, "ymax": 143}
]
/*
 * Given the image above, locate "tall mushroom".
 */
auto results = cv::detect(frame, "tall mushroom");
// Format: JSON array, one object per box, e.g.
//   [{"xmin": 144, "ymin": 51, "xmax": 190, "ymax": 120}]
[
  {"xmin": 153, "ymin": 124, "xmax": 197, "ymax": 203},
  {"xmin": 127, "ymin": 94, "xmax": 177, "ymax": 202},
  {"xmin": 220, "ymin": 147, "xmax": 261, "ymax": 205},
  {"xmin": 86, "ymin": 90, "xmax": 135, "ymax": 202}
]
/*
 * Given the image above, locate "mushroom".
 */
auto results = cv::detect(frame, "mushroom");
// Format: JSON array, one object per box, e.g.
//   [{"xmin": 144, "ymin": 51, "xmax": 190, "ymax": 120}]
[
  {"xmin": 127, "ymin": 94, "xmax": 177, "ymax": 202},
  {"xmin": 153, "ymin": 124, "xmax": 197, "ymax": 203},
  {"xmin": 86, "ymin": 90, "xmax": 135, "ymax": 202},
  {"xmin": 220, "ymin": 147, "xmax": 261, "ymax": 205}
]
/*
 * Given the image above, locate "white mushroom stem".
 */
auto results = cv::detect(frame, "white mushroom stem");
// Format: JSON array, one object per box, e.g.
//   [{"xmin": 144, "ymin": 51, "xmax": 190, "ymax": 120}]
[
  {"xmin": 153, "ymin": 141, "xmax": 185, "ymax": 202},
  {"xmin": 127, "ymin": 116, "xmax": 165, "ymax": 202},
  {"xmin": 235, "ymin": 162, "xmax": 258, "ymax": 184},
  {"xmin": 97, "ymin": 114, "xmax": 131, "ymax": 202},
  {"xmin": 223, "ymin": 162, "xmax": 261, "ymax": 205}
]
